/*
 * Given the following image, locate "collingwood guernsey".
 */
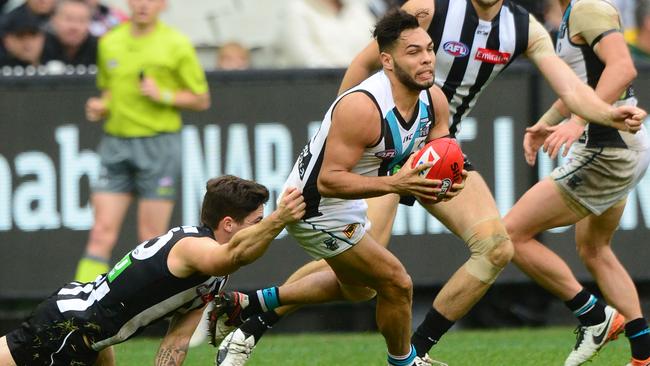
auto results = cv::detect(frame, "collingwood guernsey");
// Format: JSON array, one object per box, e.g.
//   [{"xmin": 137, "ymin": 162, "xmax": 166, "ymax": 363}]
[
  {"xmin": 427, "ymin": 0, "xmax": 530, "ymax": 135},
  {"xmin": 54, "ymin": 225, "xmax": 227, "ymax": 351}
]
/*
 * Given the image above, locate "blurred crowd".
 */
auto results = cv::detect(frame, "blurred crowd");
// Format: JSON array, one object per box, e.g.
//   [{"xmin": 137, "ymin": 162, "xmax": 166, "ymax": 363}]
[{"xmin": 1, "ymin": 0, "xmax": 650, "ymax": 76}]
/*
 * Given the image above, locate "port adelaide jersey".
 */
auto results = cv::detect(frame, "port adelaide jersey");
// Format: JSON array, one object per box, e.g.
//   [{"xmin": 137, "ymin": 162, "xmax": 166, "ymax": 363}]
[{"xmin": 285, "ymin": 71, "xmax": 436, "ymax": 220}]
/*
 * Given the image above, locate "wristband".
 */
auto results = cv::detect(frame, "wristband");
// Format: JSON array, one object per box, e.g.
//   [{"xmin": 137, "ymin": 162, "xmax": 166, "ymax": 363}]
[
  {"xmin": 538, "ymin": 106, "xmax": 566, "ymax": 126},
  {"xmin": 160, "ymin": 90, "xmax": 174, "ymax": 105}
]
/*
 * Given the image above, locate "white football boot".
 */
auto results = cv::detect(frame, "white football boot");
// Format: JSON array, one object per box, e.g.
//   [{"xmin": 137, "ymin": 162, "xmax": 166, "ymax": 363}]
[
  {"xmin": 564, "ymin": 305, "xmax": 625, "ymax": 366},
  {"xmin": 215, "ymin": 328, "xmax": 255, "ymax": 366}
]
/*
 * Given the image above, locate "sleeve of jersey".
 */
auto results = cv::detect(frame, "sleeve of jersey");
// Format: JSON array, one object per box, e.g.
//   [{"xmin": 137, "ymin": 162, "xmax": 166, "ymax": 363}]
[
  {"xmin": 569, "ymin": 0, "xmax": 621, "ymax": 48},
  {"xmin": 176, "ymin": 39, "xmax": 209, "ymax": 94},
  {"xmin": 524, "ymin": 14, "xmax": 556, "ymax": 64}
]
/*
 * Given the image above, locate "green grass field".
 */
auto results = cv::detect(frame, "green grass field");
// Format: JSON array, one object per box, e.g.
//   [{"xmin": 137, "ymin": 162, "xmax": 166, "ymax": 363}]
[{"xmin": 114, "ymin": 326, "xmax": 632, "ymax": 365}]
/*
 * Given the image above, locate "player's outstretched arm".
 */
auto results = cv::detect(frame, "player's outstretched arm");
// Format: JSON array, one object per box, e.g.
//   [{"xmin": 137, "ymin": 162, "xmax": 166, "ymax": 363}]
[
  {"xmin": 173, "ymin": 188, "xmax": 305, "ymax": 277},
  {"xmin": 338, "ymin": 40, "xmax": 381, "ymax": 95},
  {"xmin": 526, "ymin": 15, "xmax": 643, "ymax": 130},
  {"xmin": 155, "ymin": 308, "xmax": 204, "ymax": 366}
]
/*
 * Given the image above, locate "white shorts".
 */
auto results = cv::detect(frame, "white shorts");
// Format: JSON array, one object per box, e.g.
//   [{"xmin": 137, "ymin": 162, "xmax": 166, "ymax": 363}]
[
  {"xmin": 551, "ymin": 144, "xmax": 650, "ymax": 215},
  {"xmin": 287, "ymin": 199, "xmax": 369, "ymax": 259}
]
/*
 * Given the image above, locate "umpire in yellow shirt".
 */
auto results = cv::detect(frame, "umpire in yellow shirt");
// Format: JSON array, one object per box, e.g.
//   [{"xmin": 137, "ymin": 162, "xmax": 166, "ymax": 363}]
[{"xmin": 76, "ymin": 0, "xmax": 210, "ymax": 283}]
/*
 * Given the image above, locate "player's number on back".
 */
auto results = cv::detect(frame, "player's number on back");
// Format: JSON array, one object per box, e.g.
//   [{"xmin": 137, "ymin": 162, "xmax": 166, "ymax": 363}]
[{"xmin": 108, "ymin": 226, "xmax": 199, "ymax": 283}]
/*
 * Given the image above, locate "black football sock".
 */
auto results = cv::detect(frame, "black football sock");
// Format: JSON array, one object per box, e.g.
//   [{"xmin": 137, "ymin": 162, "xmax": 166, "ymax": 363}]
[
  {"xmin": 564, "ymin": 289, "xmax": 606, "ymax": 326},
  {"xmin": 239, "ymin": 310, "xmax": 282, "ymax": 343},
  {"xmin": 411, "ymin": 307, "xmax": 454, "ymax": 357},
  {"xmin": 241, "ymin": 287, "xmax": 281, "ymax": 319},
  {"xmin": 626, "ymin": 318, "xmax": 650, "ymax": 360}
]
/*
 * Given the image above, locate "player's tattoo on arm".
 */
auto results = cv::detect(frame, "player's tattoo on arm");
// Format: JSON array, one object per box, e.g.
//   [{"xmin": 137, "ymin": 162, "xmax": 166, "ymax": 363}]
[{"xmin": 155, "ymin": 346, "xmax": 188, "ymax": 366}]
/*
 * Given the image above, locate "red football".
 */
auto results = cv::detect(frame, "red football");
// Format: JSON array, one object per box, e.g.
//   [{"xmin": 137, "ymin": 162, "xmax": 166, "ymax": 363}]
[{"xmin": 411, "ymin": 138, "xmax": 464, "ymax": 193}]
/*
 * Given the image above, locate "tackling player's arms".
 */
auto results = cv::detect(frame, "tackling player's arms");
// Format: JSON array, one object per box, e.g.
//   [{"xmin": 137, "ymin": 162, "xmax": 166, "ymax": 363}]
[
  {"xmin": 154, "ymin": 309, "xmax": 204, "ymax": 366},
  {"xmin": 169, "ymin": 189, "xmax": 305, "ymax": 277},
  {"xmin": 525, "ymin": 14, "xmax": 636, "ymax": 128}
]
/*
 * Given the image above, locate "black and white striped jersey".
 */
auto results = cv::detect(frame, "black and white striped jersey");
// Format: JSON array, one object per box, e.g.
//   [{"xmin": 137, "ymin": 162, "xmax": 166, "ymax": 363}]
[
  {"xmin": 54, "ymin": 225, "xmax": 227, "ymax": 351},
  {"xmin": 556, "ymin": 0, "xmax": 648, "ymax": 150},
  {"xmin": 428, "ymin": 0, "xmax": 529, "ymax": 135},
  {"xmin": 285, "ymin": 71, "xmax": 435, "ymax": 220}
]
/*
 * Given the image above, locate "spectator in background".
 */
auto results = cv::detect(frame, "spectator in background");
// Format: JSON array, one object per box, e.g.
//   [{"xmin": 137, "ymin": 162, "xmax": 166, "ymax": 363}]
[
  {"xmin": 0, "ymin": 9, "xmax": 44, "ymax": 66},
  {"xmin": 1, "ymin": 0, "xmax": 55, "ymax": 28},
  {"xmin": 74, "ymin": 0, "xmax": 210, "ymax": 283},
  {"xmin": 273, "ymin": 0, "xmax": 376, "ymax": 68},
  {"xmin": 630, "ymin": 0, "xmax": 650, "ymax": 62},
  {"xmin": 612, "ymin": 0, "xmax": 636, "ymax": 31},
  {"xmin": 41, "ymin": 0, "xmax": 97, "ymax": 68},
  {"xmin": 216, "ymin": 41, "xmax": 250, "ymax": 70},
  {"xmin": 86, "ymin": 0, "xmax": 127, "ymax": 37}
]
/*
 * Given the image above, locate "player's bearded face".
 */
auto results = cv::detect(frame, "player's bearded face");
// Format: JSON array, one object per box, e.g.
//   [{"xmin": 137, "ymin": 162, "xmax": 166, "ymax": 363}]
[{"xmin": 393, "ymin": 57, "xmax": 434, "ymax": 91}]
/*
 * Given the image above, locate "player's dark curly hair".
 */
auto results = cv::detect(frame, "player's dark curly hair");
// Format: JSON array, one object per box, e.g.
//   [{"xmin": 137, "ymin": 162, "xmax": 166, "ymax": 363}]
[
  {"xmin": 373, "ymin": 9, "xmax": 426, "ymax": 52},
  {"xmin": 201, "ymin": 175, "xmax": 269, "ymax": 229}
]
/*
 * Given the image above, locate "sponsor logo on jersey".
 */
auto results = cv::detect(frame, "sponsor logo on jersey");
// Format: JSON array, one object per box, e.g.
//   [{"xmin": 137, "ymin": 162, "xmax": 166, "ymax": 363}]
[
  {"xmin": 375, "ymin": 149, "xmax": 396, "ymax": 159},
  {"xmin": 297, "ymin": 144, "xmax": 312, "ymax": 179},
  {"xmin": 419, "ymin": 120, "xmax": 432, "ymax": 137},
  {"xmin": 475, "ymin": 48, "xmax": 511, "ymax": 64},
  {"xmin": 403, "ymin": 133, "xmax": 414, "ymax": 144},
  {"xmin": 443, "ymin": 41, "xmax": 470, "ymax": 57},
  {"xmin": 342, "ymin": 223, "xmax": 359, "ymax": 239},
  {"xmin": 323, "ymin": 237, "xmax": 339, "ymax": 251}
]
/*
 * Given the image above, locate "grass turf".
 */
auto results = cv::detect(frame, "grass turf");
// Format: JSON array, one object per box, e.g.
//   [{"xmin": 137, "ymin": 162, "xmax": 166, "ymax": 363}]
[{"xmin": 115, "ymin": 326, "xmax": 631, "ymax": 365}]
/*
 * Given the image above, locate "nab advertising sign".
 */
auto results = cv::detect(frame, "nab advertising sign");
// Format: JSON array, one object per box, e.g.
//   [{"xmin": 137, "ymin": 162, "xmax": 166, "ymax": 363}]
[{"xmin": 2, "ymin": 67, "xmax": 650, "ymax": 298}]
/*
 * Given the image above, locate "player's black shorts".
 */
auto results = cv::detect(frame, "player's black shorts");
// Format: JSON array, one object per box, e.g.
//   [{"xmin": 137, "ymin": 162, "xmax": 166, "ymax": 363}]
[
  {"xmin": 399, "ymin": 155, "xmax": 475, "ymax": 206},
  {"xmin": 6, "ymin": 294, "xmax": 98, "ymax": 366}
]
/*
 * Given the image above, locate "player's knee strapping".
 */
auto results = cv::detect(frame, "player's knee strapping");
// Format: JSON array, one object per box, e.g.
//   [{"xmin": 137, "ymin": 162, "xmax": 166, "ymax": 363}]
[{"xmin": 461, "ymin": 217, "xmax": 513, "ymax": 284}]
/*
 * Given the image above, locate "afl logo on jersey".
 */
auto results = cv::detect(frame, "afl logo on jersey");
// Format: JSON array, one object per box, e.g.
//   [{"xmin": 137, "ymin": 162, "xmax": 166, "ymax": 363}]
[
  {"xmin": 443, "ymin": 41, "xmax": 469, "ymax": 57},
  {"xmin": 375, "ymin": 149, "xmax": 396, "ymax": 159}
]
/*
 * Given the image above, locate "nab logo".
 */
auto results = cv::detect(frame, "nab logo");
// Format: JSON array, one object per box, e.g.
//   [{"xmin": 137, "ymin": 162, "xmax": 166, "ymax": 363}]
[{"xmin": 443, "ymin": 41, "xmax": 469, "ymax": 57}]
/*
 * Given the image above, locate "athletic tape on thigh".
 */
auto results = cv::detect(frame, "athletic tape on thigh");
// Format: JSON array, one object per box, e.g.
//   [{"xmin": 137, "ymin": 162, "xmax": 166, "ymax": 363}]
[{"xmin": 461, "ymin": 217, "xmax": 511, "ymax": 284}]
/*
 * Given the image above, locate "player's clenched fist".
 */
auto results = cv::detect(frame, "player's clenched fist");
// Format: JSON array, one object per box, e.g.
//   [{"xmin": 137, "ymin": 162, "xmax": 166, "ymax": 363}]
[
  {"xmin": 609, "ymin": 105, "xmax": 647, "ymax": 133},
  {"xmin": 275, "ymin": 187, "xmax": 306, "ymax": 223}
]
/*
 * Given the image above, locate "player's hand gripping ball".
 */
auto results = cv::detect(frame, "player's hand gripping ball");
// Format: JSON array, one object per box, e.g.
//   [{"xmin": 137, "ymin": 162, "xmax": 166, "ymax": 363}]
[{"xmin": 411, "ymin": 137, "xmax": 464, "ymax": 198}]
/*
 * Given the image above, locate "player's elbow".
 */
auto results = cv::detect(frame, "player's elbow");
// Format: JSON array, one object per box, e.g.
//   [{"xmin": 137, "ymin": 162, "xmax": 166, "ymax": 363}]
[
  {"xmin": 608, "ymin": 58, "xmax": 637, "ymax": 85},
  {"xmin": 622, "ymin": 62, "xmax": 637, "ymax": 84},
  {"xmin": 317, "ymin": 175, "xmax": 337, "ymax": 197}
]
